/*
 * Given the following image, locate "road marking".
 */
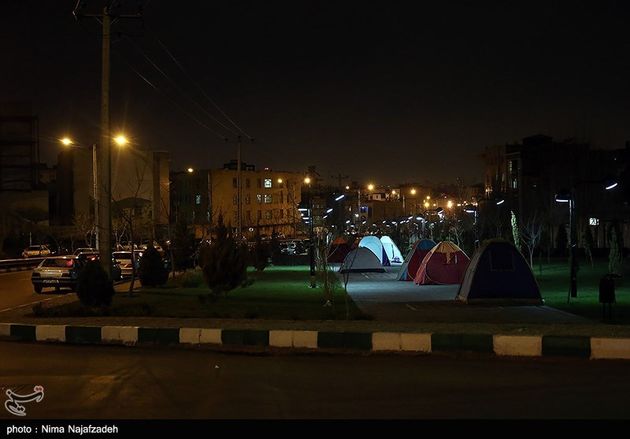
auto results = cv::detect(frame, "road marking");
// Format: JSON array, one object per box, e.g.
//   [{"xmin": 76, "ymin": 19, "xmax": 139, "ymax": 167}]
[
  {"xmin": 0, "ymin": 297, "xmax": 62, "ymax": 314},
  {"xmin": 405, "ymin": 304, "xmax": 417, "ymax": 311}
]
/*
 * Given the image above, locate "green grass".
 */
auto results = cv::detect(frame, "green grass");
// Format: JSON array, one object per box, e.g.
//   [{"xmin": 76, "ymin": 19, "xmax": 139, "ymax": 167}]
[
  {"xmin": 536, "ymin": 257, "xmax": 630, "ymax": 324},
  {"xmin": 35, "ymin": 266, "xmax": 365, "ymax": 321}
]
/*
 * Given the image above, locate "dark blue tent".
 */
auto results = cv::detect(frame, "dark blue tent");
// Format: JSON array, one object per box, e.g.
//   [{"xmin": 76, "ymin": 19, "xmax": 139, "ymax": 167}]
[{"xmin": 456, "ymin": 239, "xmax": 542, "ymax": 304}]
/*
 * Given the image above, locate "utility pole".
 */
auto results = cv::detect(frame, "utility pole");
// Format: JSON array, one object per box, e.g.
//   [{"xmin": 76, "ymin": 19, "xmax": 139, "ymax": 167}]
[
  {"xmin": 236, "ymin": 135, "xmax": 242, "ymax": 239},
  {"xmin": 92, "ymin": 143, "xmax": 99, "ymax": 250},
  {"xmin": 99, "ymin": 6, "xmax": 112, "ymax": 277},
  {"xmin": 73, "ymin": 1, "xmax": 142, "ymax": 279}
]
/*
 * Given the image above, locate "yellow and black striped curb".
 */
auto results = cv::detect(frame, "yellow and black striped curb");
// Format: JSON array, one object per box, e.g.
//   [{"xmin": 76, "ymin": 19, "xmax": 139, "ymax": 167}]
[{"xmin": 1, "ymin": 323, "xmax": 629, "ymax": 360}]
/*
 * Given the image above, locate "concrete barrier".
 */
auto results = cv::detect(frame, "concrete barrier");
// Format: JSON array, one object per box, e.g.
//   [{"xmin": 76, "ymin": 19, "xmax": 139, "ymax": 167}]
[
  {"xmin": 493, "ymin": 335, "xmax": 542, "ymax": 357},
  {"xmin": 591, "ymin": 338, "xmax": 630, "ymax": 360},
  {"xmin": 35, "ymin": 325, "xmax": 66, "ymax": 342}
]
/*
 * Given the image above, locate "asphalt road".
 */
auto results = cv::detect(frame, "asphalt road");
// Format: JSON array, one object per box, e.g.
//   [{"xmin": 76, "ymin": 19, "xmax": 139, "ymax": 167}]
[{"xmin": 0, "ymin": 341, "xmax": 629, "ymax": 419}]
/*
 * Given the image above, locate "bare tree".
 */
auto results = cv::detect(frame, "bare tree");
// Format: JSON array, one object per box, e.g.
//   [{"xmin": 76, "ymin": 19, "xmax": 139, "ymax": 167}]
[
  {"xmin": 72, "ymin": 212, "xmax": 95, "ymax": 248},
  {"xmin": 521, "ymin": 213, "xmax": 543, "ymax": 269}
]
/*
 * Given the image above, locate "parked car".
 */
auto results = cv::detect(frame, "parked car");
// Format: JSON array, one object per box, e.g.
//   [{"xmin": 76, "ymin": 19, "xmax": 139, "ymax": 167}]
[
  {"xmin": 76, "ymin": 251, "xmax": 122, "ymax": 281},
  {"xmin": 73, "ymin": 247, "xmax": 96, "ymax": 256},
  {"xmin": 112, "ymin": 250, "xmax": 143, "ymax": 278},
  {"xmin": 31, "ymin": 256, "xmax": 82, "ymax": 293},
  {"xmin": 22, "ymin": 245, "xmax": 52, "ymax": 258}
]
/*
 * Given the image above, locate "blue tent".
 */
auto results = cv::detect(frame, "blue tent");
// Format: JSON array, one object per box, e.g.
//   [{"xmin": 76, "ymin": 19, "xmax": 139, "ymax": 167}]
[{"xmin": 456, "ymin": 239, "xmax": 542, "ymax": 304}]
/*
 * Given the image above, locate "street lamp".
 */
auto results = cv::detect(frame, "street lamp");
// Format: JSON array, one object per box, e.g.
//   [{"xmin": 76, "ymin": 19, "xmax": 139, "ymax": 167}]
[
  {"xmin": 303, "ymin": 176, "xmax": 316, "ymax": 288},
  {"xmin": 555, "ymin": 179, "xmax": 618, "ymax": 302},
  {"xmin": 187, "ymin": 167, "xmax": 194, "ymax": 174},
  {"xmin": 113, "ymin": 134, "xmax": 128, "ymax": 146},
  {"xmin": 60, "ymin": 137, "xmax": 99, "ymax": 250}
]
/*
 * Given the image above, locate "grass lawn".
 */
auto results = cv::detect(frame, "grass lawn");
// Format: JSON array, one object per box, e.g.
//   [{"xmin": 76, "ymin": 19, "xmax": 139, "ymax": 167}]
[
  {"xmin": 35, "ymin": 265, "xmax": 365, "ymax": 321},
  {"xmin": 536, "ymin": 257, "xmax": 630, "ymax": 324}
]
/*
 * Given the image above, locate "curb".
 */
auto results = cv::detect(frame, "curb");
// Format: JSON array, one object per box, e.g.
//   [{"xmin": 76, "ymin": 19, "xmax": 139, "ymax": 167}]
[{"xmin": 1, "ymin": 323, "xmax": 630, "ymax": 360}]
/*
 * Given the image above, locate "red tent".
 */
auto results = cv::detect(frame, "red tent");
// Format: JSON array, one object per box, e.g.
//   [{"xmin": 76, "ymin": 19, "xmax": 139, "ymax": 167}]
[
  {"xmin": 398, "ymin": 239, "xmax": 436, "ymax": 281},
  {"xmin": 414, "ymin": 241, "xmax": 470, "ymax": 285}
]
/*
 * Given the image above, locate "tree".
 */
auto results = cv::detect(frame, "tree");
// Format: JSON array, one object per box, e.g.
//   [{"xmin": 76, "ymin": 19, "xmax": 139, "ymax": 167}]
[
  {"xmin": 582, "ymin": 225, "xmax": 594, "ymax": 268},
  {"xmin": 200, "ymin": 214, "xmax": 248, "ymax": 296},
  {"xmin": 251, "ymin": 229, "xmax": 269, "ymax": 272},
  {"xmin": 72, "ymin": 212, "xmax": 95, "ymax": 249},
  {"xmin": 138, "ymin": 245, "xmax": 168, "ymax": 286},
  {"xmin": 510, "ymin": 210, "xmax": 521, "ymax": 253},
  {"xmin": 76, "ymin": 260, "xmax": 115, "ymax": 307},
  {"xmin": 521, "ymin": 213, "xmax": 543, "ymax": 268},
  {"xmin": 270, "ymin": 230, "xmax": 282, "ymax": 265},
  {"xmin": 171, "ymin": 219, "xmax": 195, "ymax": 270},
  {"xmin": 608, "ymin": 224, "xmax": 623, "ymax": 277}
]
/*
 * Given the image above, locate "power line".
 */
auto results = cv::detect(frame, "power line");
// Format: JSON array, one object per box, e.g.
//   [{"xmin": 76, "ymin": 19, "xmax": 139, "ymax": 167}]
[
  {"xmin": 113, "ymin": 49, "xmax": 229, "ymax": 141},
  {"xmin": 147, "ymin": 28, "xmax": 254, "ymax": 141},
  {"xmin": 124, "ymin": 35, "xmax": 239, "ymax": 138}
]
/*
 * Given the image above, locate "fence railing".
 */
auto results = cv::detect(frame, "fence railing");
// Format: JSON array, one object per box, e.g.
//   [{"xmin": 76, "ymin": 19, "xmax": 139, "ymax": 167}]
[{"xmin": 0, "ymin": 258, "xmax": 45, "ymax": 271}]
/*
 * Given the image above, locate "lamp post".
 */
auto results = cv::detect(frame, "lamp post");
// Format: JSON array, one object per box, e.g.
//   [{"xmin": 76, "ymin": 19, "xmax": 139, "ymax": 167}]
[
  {"xmin": 304, "ymin": 176, "xmax": 316, "ymax": 288},
  {"xmin": 555, "ymin": 179, "xmax": 618, "ymax": 303},
  {"xmin": 60, "ymin": 137, "xmax": 99, "ymax": 250}
]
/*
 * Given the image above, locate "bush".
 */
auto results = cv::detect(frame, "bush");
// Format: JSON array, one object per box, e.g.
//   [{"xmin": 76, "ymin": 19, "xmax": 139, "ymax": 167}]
[
  {"xmin": 76, "ymin": 260, "xmax": 115, "ymax": 307},
  {"xmin": 251, "ymin": 232, "xmax": 270, "ymax": 272},
  {"xmin": 200, "ymin": 214, "xmax": 248, "ymax": 296},
  {"xmin": 138, "ymin": 245, "xmax": 169, "ymax": 287}
]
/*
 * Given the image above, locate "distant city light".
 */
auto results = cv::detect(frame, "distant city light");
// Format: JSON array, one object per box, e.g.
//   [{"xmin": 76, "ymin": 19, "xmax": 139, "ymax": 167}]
[
  {"xmin": 426, "ymin": 195, "xmax": 431, "ymax": 200},
  {"xmin": 304, "ymin": 177, "xmax": 311, "ymax": 184},
  {"xmin": 277, "ymin": 178, "xmax": 283, "ymax": 184},
  {"xmin": 187, "ymin": 167, "xmax": 194, "ymax": 173},
  {"xmin": 447, "ymin": 200, "xmax": 454, "ymax": 209},
  {"xmin": 410, "ymin": 188, "xmax": 417, "ymax": 195},
  {"xmin": 345, "ymin": 220, "xmax": 351, "ymax": 224},
  {"xmin": 367, "ymin": 183, "xmax": 375, "ymax": 191},
  {"xmin": 345, "ymin": 185, "xmax": 350, "ymax": 190}
]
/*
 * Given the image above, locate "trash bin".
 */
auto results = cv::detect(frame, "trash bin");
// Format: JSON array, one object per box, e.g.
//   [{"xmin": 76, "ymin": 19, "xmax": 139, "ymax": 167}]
[{"xmin": 599, "ymin": 275, "xmax": 616, "ymax": 304}]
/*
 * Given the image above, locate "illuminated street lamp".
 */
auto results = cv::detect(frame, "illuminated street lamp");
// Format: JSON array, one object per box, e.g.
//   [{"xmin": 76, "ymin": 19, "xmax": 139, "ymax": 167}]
[
  {"xmin": 367, "ymin": 183, "xmax": 375, "ymax": 191},
  {"xmin": 555, "ymin": 179, "xmax": 618, "ymax": 302},
  {"xmin": 60, "ymin": 136, "xmax": 99, "ymax": 250},
  {"xmin": 187, "ymin": 167, "xmax": 194, "ymax": 174},
  {"xmin": 113, "ymin": 134, "xmax": 128, "ymax": 146}
]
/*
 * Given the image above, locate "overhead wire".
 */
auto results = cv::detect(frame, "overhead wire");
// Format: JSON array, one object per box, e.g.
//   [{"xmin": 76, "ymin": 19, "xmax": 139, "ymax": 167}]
[
  {"xmin": 146, "ymin": 27, "xmax": 254, "ymax": 141},
  {"xmin": 124, "ymin": 35, "xmax": 239, "ymax": 138}
]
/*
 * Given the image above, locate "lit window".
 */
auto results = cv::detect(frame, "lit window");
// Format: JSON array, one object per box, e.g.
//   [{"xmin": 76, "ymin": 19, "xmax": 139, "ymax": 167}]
[
  {"xmin": 245, "ymin": 195, "xmax": 251, "ymax": 204},
  {"xmin": 195, "ymin": 194, "xmax": 201, "ymax": 205},
  {"xmin": 257, "ymin": 194, "xmax": 262, "ymax": 204},
  {"xmin": 589, "ymin": 218, "xmax": 600, "ymax": 226},
  {"xmin": 265, "ymin": 210, "xmax": 272, "ymax": 219},
  {"xmin": 264, "ymin": 194, "xmax": 272, "ymax": 204},
  {"xmin": 264, "ymin": 178, "xmax": 272, "ymax": 188},
  {"xmin": 233, "ymin": 195, "xmax": 238, "ymax": 205}
]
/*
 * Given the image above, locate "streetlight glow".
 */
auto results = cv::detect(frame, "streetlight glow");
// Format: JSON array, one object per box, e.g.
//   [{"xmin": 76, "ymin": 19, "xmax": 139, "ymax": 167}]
[
  {"xmin": 345, "ymin": 185, "xmax": 350, "ymax": 190},
  {"xmin": 367, "ymin": 183, "xmax": 375, "ymax": 191},
  {"xmin": 304, "ymin": 177, "xmax": 311, "ymax": 184},
  {"xmin": 60, "ymin": 137, "xmax": 73, "ymax": 146},
  {"xmin": 410, "ymin": 188, "xmax": 417, "ymax": 195},
  {"xmin": 447, "ymin": 200, "xmax": 454, "ymax": 209},
  {"xmin": 114, "ymin": 134, "xmax": 128, "ymax": 146},
  {"xmin": 187, "ymin": 167, "xmax": 194, "ymax": 173},
  {"xmin": 277, "ymin": 178, "xmax": 283, "ymax": 184}
]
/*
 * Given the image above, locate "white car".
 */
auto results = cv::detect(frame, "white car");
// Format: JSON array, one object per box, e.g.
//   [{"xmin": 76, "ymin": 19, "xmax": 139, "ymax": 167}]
[{"xmin": 22, "ymin": 245, "xmax": 52, "ymax": 258}]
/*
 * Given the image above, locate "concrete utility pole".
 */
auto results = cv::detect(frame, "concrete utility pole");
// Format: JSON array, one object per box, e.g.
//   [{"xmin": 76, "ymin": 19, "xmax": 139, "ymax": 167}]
[
  {"xmin": 73, "ymin": 1, "xmax": 142, "ymax": 279},
  {"xmin": 99, "ymin": 7, "xmax": 112, "ymax": 277}
]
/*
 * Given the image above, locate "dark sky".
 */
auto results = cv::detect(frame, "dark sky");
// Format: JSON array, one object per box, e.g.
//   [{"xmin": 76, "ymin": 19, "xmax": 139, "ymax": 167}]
[{"xmin": 4, "ymin": 0, "xmax": 630, "ymax": 186}]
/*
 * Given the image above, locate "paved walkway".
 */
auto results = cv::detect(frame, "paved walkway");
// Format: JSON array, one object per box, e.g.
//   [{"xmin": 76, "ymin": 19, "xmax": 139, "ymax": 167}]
[{"xmin": 342, "ymin": 268, "xmax": 588, "ymax": 324}]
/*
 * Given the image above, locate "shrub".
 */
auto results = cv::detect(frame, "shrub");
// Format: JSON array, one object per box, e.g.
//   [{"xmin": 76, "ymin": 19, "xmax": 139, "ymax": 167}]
[
  {"xmin": 200, "ymin": 214, "xmax": 248, "ymax": 296},
  {"xmin": 251, "ymin": 232, "xmax": 269, "ymax": 272},
  {"xmin": 76, "ymin": 260, "xmax": 115, "ymax": 307},
  {"xmin": 138, "ymin": 245, "xmax": 169, "ymax": 286}
]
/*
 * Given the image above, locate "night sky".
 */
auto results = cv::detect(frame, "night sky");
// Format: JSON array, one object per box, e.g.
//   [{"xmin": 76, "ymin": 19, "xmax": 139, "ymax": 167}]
[{"xmin": 4, "ymin": 0, "xmax": 630, "ymax": 186}]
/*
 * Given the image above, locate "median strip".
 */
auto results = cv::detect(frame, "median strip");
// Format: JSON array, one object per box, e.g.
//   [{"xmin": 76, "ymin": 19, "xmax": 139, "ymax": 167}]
[{"xmin": 0, "ymin": 322, "xmax": 628, "ymax": 360}]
